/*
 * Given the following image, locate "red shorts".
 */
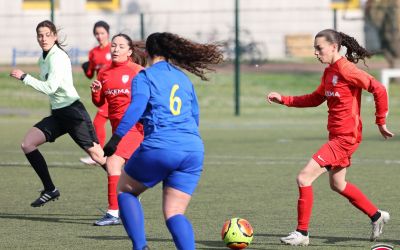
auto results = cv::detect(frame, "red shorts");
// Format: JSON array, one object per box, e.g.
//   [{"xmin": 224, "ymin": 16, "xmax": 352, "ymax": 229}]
[
  {"xmin": 111, "ymin": 119, "xmax": 143, "ymax": 160},
  {"xmin": 96, "ymin": 102, "xmax": 109, "ymax": 118},
  {"xmin": 312, "ymin": 134, "xmax": 360, "ymax": 169}
]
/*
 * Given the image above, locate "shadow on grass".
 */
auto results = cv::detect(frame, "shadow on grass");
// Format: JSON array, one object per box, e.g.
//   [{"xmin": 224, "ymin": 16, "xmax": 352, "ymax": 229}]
[
  {"xmin": 256, "ymin": 232, "xmax": 400, "ymax": 248},
  {"xmin": 0, "ymin": 212, "xmax": 98, "ymax": 225},
  {"xmin": 80, "ymin": 236, "xmax": 229, "ymax": 249}
]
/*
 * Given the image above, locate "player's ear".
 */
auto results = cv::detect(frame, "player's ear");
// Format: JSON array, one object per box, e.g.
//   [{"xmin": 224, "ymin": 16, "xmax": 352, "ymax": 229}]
[{"xmin": 332, "ymin": 42, "xmax": 339, "ymax": 52}]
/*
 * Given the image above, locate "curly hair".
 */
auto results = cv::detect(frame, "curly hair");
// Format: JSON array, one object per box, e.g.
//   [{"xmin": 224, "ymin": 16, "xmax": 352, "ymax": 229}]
[
  {"xmin": 315, "ymin": 29, "xmax": 372, "ymax": 64},
  {"xmin": 146, "ymin": 32, "xmax": 224, "ymax": 80},
  {"xmin": 111, "ymin": 33, "xmax": 147, "ymax": 67}
]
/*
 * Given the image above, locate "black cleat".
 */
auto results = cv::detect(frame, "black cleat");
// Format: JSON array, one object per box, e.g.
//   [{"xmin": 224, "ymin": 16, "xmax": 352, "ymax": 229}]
[{"xmin": 30, "ymin": 189, "xmax": 60, "ymax": 207}]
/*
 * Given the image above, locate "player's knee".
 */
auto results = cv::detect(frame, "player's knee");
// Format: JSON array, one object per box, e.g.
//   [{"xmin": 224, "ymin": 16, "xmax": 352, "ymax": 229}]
[
  {"xmin": 21, "ymin": 141, "xmax": 35, "ymax": 153},
  {"xmin": 163, "ymin": 209, "xmax": 184, "ymax": 220},
  {"xmin": 106, "ymin": 162, "xmax": 121, "ymax": 175},
  {"xmin": 330, "ymin": 181, "xmax": 345, "ymax": 193},
  {"xmin": 296, "ymin": 172, "xmax": 312, "ymax": 187}
]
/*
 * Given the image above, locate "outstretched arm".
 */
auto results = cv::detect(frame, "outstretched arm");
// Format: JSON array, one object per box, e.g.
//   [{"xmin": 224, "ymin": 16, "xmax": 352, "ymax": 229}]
[{"xmin": 266, "ymin": 83, "xmax": 326, "ymax": 107}]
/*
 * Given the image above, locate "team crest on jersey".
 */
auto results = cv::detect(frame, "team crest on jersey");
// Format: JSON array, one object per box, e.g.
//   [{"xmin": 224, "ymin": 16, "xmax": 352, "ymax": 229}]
[
  {"xmin": 371, "ymin": 243, "xmax": 393, "ymax": 250},
  {"xmin": 106, "ymin": 53, "xmax": 111, "ymax": 61},
  {"xmin": 122, "ymin": 75, "xmax": 129, "ymax": 84},
  {"xmin": 332, "ymin": 75, "xmax": 338, "ymax": 86}
]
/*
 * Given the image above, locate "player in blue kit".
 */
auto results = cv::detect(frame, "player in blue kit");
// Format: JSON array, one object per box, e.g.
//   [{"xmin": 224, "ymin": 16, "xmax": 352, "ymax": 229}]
[{"xmin": 102, "ymin": 32, "xmax": 223, "ymax": 250}]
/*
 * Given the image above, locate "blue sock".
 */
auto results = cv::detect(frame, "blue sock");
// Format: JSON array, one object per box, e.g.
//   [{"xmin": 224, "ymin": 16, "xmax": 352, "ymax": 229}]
[
  {"xmin": 118, "ymin": 192, "xmax": 147, "ymax": 250},
  {"xmin": 166, "ymin": 214, "xmax": 195, "ymax": 250}
]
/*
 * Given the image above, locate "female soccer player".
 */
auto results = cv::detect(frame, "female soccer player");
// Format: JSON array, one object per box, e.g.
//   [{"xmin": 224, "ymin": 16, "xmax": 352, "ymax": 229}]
[
  {"xmin": 91, "ymin": 34, "xmax": 145, "ymax": 226},
  {"xmin": 103, "ymin": 32, "xmax": 223, "ymax": 249},
  {"xmin": 266, "ymin": 29, "xmax": 394, "ymax": 246},
  {"xmin": 9, "ymin": 20, "xmax": 106, "ymax": 207},
  {"xmin": 80, "ymin": 20, "xmax": 112, "ymax": 165}
]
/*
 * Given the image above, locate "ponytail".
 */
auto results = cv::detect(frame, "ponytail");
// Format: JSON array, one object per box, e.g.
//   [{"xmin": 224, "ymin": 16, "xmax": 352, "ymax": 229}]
[
  {"xmin": 315, "ymin": 29, "xmax": 372, "ymax": 64},
  {"xmin": 338, "ymin": 32, "xmax": 372, "ymax": 64}
]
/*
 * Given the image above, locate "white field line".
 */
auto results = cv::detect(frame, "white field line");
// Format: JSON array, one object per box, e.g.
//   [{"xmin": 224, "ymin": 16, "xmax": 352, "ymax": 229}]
[{"xmin": 1, "ymin": 156, "xmax": 399, "ymax": 167}]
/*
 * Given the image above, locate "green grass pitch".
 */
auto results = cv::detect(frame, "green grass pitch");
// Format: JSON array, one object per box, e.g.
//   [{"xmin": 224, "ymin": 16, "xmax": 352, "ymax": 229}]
[{"xmin": 0, "ymin": 66, "xmax": 399, "ymax": 249}]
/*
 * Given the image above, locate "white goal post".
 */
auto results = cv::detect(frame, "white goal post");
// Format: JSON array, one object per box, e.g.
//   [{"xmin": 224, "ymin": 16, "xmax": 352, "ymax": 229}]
[
  {"xmin": 380, "ymin": 68, "xmax": 400, "ymax": 93},
  {"xmin": 380, "ymin": 68, "xmax": 400, "ymax": 113}
]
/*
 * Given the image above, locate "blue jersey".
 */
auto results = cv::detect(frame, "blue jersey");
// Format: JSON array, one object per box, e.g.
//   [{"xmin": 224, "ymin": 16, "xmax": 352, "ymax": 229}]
[{"xmin": 116, "ymin": 61, "xmax": 203, "ymax": 152}]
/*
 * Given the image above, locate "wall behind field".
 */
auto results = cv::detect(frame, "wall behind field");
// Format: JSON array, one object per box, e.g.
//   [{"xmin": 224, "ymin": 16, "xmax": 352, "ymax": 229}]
[{"xmin": 0, "ymin": 0, "xmax": 365, "ymax": 65}]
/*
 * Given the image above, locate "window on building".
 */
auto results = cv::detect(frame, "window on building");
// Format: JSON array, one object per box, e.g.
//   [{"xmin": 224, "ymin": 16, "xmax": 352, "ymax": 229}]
[
  {"xmin": 22, "ymin": 0, "xmax": 59, "ymax": 10},
  {"xmin": 86, "ymin": 0, "xmax": 119, "ymax": 10}
]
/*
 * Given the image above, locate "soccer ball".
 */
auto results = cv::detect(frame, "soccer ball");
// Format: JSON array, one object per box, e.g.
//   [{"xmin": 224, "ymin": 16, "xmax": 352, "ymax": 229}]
[{"xmin": 221, "ymin": 218, "xmax": 254, "ymax": 249}]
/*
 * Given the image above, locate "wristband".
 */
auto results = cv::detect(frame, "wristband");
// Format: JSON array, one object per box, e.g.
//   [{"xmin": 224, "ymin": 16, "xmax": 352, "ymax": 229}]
[{"xmin": 20, "ymin": 73, "xmax": 27, "ymax": 81}]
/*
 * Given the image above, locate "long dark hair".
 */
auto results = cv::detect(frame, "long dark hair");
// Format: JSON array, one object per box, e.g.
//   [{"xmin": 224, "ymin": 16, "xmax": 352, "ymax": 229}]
[
  {"xmin": 315, "ymin": 29, "xmax": 372, "ymax": 64},
  {"xmin": 146, "ymin": 32, "xmax": 223, "ymax": 80},
  {"xmin": 36, "ymin": 20, "xmax": 67, "ymax": 53},
  {"xmin": 111, "ymin": 33, "xmax": 147, "ymax": 67}
]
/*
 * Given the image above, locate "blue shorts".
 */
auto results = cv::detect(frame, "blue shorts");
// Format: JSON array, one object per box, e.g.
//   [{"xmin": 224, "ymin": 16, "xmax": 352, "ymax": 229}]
[{"xmin": 124, "ymin": 147, "xmax": 204, "ymax": 195}]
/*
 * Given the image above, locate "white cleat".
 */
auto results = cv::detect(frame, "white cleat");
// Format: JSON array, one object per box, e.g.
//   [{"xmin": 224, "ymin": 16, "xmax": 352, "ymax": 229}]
[
  {"xmin": 370, "ymin": 210, "xmax": 390, "ymax": 241},
  {"xmin": 79, "ymin": 156, "xmax": 97, "ymax": 165},
  {"xmin": 280, "ymin": 231, "xmax": 309, "ymax": 246}
]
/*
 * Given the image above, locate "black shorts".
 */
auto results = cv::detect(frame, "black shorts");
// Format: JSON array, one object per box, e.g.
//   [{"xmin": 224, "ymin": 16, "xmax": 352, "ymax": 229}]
[{"xmin": 34, "ymin": 100, "xmax": 99, "ymax": 150}]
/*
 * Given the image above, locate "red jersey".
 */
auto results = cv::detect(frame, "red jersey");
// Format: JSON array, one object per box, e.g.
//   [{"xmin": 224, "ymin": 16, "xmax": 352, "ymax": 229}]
[
  {"xmin": 85, "ymin": 44, "xmax": 112, "ymax": 79},
  {"xmin": 92, "ymin": 60, "xmax": 143, "ymax": 131},
  {"xmin": 281, "ymin": 57, "xmax": 388, "ymax": 141}
]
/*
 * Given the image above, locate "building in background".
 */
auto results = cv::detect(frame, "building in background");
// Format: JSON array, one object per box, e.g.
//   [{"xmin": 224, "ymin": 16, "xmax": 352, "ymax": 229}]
[{"xmin": 0, "ymin": 0, "xmax": 365, "ymax": 64}]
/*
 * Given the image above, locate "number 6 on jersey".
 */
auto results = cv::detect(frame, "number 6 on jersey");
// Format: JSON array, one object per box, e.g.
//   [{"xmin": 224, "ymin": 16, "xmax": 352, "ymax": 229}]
[{"xmin": 170, "ymin": 84, "xmax": 182, "ymax": 115}]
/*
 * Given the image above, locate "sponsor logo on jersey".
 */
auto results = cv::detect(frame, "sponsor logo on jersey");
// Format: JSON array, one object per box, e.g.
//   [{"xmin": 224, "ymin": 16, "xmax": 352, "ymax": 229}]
[
  {"xmin": 332, "ymin": 75, "xmax": 338, "ymax": 86},
  {"xmin": 122, "ymin": 75, "xmax": 130, "ymax": 84},
  {"xmin": 371, "ymin": 243, "xmax": 393, "ymax": 250},
  {"xmin": 104, "ymin": 88, "xmax": 130, "ymax": 96},
  {"xmin": 106, "ymin": 53, "xmax": 111, "ymax": 61},
  {"xmin": 325, "ymin": 91, "xmax": 340, "ymax": 97}
]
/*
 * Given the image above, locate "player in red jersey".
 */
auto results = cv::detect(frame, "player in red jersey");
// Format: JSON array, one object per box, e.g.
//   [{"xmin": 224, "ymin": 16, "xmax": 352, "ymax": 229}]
[
  {"xmin": 91, "ymin": 33, "xmax": 146, "ymax": 226},
  {"xmin": 80, "ymin": 21, "xmax": 112, "ymax": 165},
  {"xmin": 267, "ymin": 29, "xmax": 394, "ymax": 246}
]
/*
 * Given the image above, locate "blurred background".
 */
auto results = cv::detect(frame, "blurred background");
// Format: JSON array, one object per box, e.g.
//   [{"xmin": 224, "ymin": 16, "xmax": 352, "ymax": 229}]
[
  {"xmin": 1, "ymin": 0, "xmax": 399, "ymax": 67},
  {"xmin": 2, "ymin": 2, "xmax": 400, "ymax": 249}
]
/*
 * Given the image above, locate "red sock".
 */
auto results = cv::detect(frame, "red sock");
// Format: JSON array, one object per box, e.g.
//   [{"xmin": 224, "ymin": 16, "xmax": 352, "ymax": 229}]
[
  {"xmin": 340, "ymin": 182, "xmax": 377, "ymax": 217},
  {"xmin": 297, "ymin": 186, "xmax": 313, "ymax": 231},
  {"xmin": 93, "ymin": 113, "xmax": 107, "ymax": 147},
  {"xmin": 108, "ymin": 175, "xmax": 120, "ymax": 210}
]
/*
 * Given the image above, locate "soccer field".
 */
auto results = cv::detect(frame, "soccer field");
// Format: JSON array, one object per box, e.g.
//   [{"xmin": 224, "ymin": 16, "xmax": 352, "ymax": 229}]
[{"xmin": 0, "ymin": 67, "xmax": 399, "ymax": 249}]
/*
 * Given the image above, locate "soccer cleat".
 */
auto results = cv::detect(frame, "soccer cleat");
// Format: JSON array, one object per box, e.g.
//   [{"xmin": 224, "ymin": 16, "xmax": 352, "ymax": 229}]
[
  {"xmin": 280, "ymin": 231, "xmax": 309, "ymax": 246},
  {"xmin": 31, "ymin": 189, "xmax": 60, "ymax": 207},
  {"xmin": 79, "ymin": 156, "xmax": 97, "ymax": 165},
  {"xmin": 142, "ymin": 246, "xmax": 150, "ymax": 250},
  {"xmin": 93, "ymin": 213, "xmax": 121, "ymax": 226},
  {"xmin": 370, "ymin": 210, "xmax": 390, "ymax": 241}
]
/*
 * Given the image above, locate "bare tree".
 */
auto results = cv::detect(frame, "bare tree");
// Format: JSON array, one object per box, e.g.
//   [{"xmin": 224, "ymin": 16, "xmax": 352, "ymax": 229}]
[{"xmin": 365, "ymin": 0, "xmax": 400, "ymax": 68}]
